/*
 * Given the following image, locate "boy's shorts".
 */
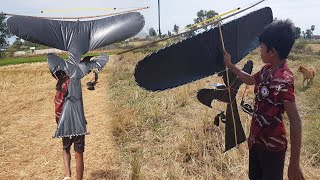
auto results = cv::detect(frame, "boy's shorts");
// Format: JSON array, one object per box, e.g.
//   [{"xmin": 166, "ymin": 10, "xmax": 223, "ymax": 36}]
[
  {"xmin": 249, "ymin": 146, "xmax": 286, "ymax": 180},
  {"xmin": 62, "ymin": 135, "xmax": 85, "ymax": 153}
]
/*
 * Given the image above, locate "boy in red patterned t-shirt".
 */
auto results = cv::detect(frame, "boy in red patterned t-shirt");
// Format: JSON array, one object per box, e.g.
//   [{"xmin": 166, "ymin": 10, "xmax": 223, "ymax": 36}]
[
  {"xmin": 224, "ymin": 20, "xmax": 304, "ymax": 180},
  {"xmin": 52, "ymin": 70, "xmax": 84, "ymax": 180}
]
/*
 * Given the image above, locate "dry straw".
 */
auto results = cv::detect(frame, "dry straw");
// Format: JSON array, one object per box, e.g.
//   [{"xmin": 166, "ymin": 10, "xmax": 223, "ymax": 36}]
[{"xmin": 1, "ymin": 44, "xmax": 320, "ymax": 179}]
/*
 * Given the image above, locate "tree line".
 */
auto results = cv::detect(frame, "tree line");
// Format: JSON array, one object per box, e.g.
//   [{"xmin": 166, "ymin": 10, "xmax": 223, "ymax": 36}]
[{"xmin": 148, "ymin": 10, "xmax": 218, "ymax": 38}]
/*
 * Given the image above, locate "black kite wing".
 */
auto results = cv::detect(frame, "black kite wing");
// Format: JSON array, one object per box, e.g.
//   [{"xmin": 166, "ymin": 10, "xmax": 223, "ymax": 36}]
[
  {"xmin": 134, "ymin": 7, "xmax": 272, "ymax": 91},
  {"xmin": 197, "ymin": 87, "xmax": 229, "ymax": 107}
]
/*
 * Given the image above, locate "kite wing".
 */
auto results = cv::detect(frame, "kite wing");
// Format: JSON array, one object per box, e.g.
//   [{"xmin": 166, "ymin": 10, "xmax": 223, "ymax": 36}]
[
  {"xmin": 134, "ymin": 7, "xmax": 272, "ymax": 91},
  {"xmin": 7, "ymin": 12, "xmax": 145, "ymax": 58},
  {"xmin": 79, "ymin": 53, "xmax": 109, "ymax": 75},
  {"xmin": 218, "ymin": 60, "xmax": 254, "ymax": 91},
  {"xmin": 197, "ymin": 87, "xmax": 229, "ymax": 107},
  {"xmin": 47, "ymin": 53, "xmax": 68, "ymax": 74},
  {"xmin": 224, "ymin": 100, "xmax": 246, "ymax": 151},
  {"xmin": 197, "ymin": 60, "xmax": 253, "ymax": 107}
]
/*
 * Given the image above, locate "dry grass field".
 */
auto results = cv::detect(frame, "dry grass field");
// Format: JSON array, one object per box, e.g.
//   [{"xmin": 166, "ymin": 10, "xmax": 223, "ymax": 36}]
[
  {"xmin": 308, "ymin": 43, "xmax": 320, "ymax": 53},
  {"xmin": 0, "ymin": 44, "xmax": 320, "ymax": 179},
  {"xmin": 106, "ymin": 49, "xmax": 320, "ymax": 179}
]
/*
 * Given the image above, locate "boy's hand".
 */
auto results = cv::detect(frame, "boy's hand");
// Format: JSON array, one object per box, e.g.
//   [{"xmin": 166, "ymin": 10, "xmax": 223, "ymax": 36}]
[
  {"xmin": 223, "ymin": 50, "xmax": 232, "ymax": 67},
  {"xmin": 56, "ymin": 84, "xmax": 62, "ymax": 92},
  {"xmin": 288, "ymin": 163, "xmax": 304, "ymax": 180}
]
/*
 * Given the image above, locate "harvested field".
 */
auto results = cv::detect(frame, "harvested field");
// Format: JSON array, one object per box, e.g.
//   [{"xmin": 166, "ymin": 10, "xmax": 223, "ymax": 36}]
[{"xmin": 0, "ymin": 56, "xmax": 120, "ymax": 179}]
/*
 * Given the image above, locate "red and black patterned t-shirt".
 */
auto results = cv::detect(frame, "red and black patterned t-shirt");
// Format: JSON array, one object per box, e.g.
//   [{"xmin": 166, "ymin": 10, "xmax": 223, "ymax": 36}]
[
  {"xmin": 54, "ymin": 79, "xmax": 70, "ymax": 124},
  {"xmin": 248, "ymin": 62, "xmax": 295, "ymax": 151}
]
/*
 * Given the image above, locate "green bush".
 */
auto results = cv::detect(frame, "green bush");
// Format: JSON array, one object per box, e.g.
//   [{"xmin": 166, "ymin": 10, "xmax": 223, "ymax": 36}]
[{"xmin": 0, "ymin": 51, "xmax": 110, "ymax": 66}]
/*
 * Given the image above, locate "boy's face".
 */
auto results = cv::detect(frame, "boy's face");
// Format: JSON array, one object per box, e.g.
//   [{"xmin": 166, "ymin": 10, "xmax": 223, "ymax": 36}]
[
  {"xmin": 259, "ymin": 43, "xmax": 271, "ymax": 63},
  {"xmin": 260, "ymin": 43, "xmax": 279, "ymax": 63},
  {"xmin": 54, "ymin": 71, "xmax": 68, "ymax": 81},
  {"xmin": 60, "ymin": 72, "xmax": 69, "ymax": 80}
]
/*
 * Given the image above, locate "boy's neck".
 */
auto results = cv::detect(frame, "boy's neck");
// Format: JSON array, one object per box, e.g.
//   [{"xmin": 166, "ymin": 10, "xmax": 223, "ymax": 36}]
[{"xmin": 270, "ymin": 58, "xmax": 286, "ymax": 70}]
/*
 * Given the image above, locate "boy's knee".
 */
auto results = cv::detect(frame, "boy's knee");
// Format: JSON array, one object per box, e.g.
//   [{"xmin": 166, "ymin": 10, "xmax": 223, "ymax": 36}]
[
  {"xmin": 75, "ymin": 152, "xmax": 83, "ymax": 159},
  {"xmin": 63, "ymin": 148, "xmax": 71, "ymax": 153}
]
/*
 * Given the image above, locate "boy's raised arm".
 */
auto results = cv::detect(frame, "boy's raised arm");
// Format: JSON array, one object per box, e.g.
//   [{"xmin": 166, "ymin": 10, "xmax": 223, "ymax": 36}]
[{"xmin": 223, "ymin": 50, "xmax": 256, "ymax": 85}]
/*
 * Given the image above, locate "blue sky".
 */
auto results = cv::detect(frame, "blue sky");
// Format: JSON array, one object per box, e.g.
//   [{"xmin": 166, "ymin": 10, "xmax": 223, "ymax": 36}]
[{"xmin": 1, "ymin": 0, "xmax": 319, "ymax": 39}]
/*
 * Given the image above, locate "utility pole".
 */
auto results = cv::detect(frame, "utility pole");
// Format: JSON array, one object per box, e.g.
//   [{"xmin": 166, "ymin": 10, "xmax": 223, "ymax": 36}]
[{"xmin": 158, "ymin": 0, "xmax": 161, "ymax": 38}]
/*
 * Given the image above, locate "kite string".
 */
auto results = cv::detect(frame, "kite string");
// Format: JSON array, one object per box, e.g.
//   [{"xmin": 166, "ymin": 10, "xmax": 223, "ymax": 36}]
[
  {"xmin": 218, "ymin": 22, "xmax": 238, "ymax": 147},
  {"xmin": 4, "ymin": 6, "xmax": 149, "ymax": 20}
]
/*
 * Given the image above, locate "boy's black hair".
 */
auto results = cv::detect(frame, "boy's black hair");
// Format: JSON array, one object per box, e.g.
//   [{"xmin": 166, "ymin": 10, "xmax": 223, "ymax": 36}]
[
  {"xmin": 51, "ymin": 70, "xmax": 66, "ymax": 80},
  {"xmin": 259, "ymin": 19, "xmax": 295, "ymax": 59}
]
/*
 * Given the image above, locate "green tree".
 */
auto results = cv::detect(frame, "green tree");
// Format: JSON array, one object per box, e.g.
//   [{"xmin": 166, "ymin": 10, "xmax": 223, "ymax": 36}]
[
  {"xmin": 0, "ymin": 13, "xmax": 11, "ymax": 58},
  {"xmin": 148, "ymin": 27, "xmax": 157, "ymax": 37},
  {"xmin": 23, "ymin": 40, "xmax": 48, "ymax": 49},
  {"xmin": 305, "ymin": 29, "xmax": 312, "ymax": 39},
  {"xmin": 194, "ymin": 10, "xmax": 218, "ymax": 30},
  {"xmin": 173, "ymin": 24, "xmax": 179, "ymax": 34},
  {"xmin": 23, "ymin": 40, "xmax": 38, "ymax": 47},
  {"xmin": 206, "ymin": 10, "xmax": 218, "ymax": 28},
  {"xmin": 311, "ymin": 25, "xmax": 315, "ymax": 38},
  {"xmin": 294, "ymin": 27, "xmax": 301, "ymax": 39},
  {"xmin": 311, "ymin": 25, "xmax": 315, "ymax": 32},
  {"xmin": 6, "ymin": 37, "xmax": 23, "ymax": 57},
  {"xmin": 12, "ymin": 37, "xmax": 23, "ymax": 49}
]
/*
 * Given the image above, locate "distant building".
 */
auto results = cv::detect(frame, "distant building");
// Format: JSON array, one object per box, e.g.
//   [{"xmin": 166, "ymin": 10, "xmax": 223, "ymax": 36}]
[
  {"xmin": 312, "ymin": 35, "xmax": 320, "ymax": 40},
  {"xmin": 13, "ymin": 48, "xmax": 65, "ymax": 57},
  {"xmin": 20, "ymin": 45, "xmax": 30, "ymax": 49}
]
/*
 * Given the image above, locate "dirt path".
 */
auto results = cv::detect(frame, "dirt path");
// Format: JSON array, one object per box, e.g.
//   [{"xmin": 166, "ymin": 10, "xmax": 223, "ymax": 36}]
[{"xmin": 0, "ymin": 57, "xmax": 120, "ymax": 179}]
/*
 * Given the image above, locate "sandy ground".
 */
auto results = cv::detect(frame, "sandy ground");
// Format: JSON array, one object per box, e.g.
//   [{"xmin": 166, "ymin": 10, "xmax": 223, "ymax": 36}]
[{"xmin": 0, "ymin": 57, "xmax": 120, "ymax": 179}]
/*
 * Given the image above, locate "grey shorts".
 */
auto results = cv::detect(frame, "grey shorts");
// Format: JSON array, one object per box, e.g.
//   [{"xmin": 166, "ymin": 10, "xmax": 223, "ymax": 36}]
[{"xmin": 62, "ymin": 135, "xmax": 85, "ymax": 153}]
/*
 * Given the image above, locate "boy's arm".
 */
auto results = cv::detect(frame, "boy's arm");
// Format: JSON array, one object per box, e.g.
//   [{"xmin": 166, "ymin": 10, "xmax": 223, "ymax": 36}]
[
  {"xmin": 56, "ymin": 78, "xmax": 69, "ymax": 96},
  {"xmin": 223, "ymin": 51, "xmax": 256, "ymax": 85},
  {"xmin": 56, "ymin": 80, "xmax": 63, "ymax": 92},
  {"xmin": 284, "ymin": 101, "xmax": 305, "ymax": 180}
]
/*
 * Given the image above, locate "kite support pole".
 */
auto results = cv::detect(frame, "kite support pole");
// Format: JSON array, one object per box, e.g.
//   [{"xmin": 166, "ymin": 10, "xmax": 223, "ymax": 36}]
[{"xmin": 218, "ymin": 22, "xmax": 238, "ymax": 148}]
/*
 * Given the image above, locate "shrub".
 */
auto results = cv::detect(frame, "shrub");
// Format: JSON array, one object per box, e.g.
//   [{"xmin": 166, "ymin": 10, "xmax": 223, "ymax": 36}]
[{"xmin": 293, "ymin": 41, "xmax": 307, "ymax": 51}]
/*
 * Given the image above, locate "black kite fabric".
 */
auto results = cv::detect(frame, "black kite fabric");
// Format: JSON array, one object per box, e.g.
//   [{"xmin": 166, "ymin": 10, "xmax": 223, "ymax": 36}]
[
  {"xmin": 197, "ymin": 60, "xmax": 253, "ymax": 151},
  {"xmin": 134, "ymin": 7, "xmax": 272, "ymax": 91}
]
